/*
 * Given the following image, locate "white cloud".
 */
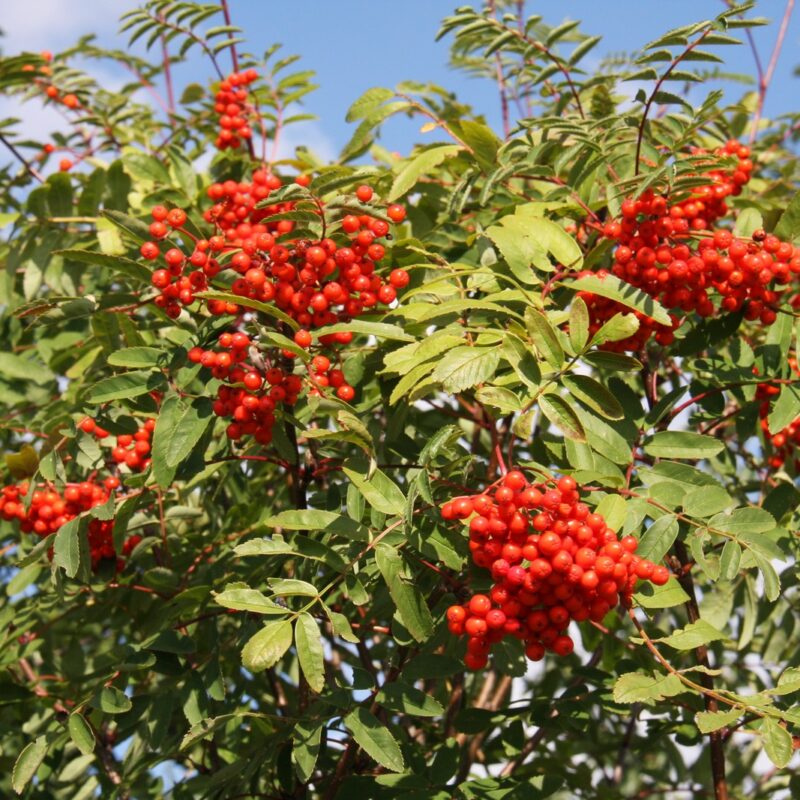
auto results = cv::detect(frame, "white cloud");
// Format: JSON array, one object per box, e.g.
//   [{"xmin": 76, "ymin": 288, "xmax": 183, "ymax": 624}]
[{"xmin": 2, "ymin": 0, "xmax": 129, "ymax": 53}]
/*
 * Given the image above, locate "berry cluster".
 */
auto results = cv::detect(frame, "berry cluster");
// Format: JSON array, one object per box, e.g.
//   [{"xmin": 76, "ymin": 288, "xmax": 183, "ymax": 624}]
[
  {"xmin": 578, "ymin": 140, "xmax": 799, "ymax": 351},
  {"xmin": 0, "ymin": 480, "xmax": 139, "ymax": 572},
  {"xmin": 188, "ymin": 332, "xmax": 303, "ymax": 443},
  {"xmin": 757, "ymin": 358, "xmax": 800, "ymax": 471},
  {"xmin": 212, "ymin": 69, "xmax": 259, "ymax": 151},
  {"xmin": 441, "ymin": 471, "xmax": 669, "ymax": 669},
  {"xmin": 79, "ymin": 417, "xmax": 155, "ymax": 473}
]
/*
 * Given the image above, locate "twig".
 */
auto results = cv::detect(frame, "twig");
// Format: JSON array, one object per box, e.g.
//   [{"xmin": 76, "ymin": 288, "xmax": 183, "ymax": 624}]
[
  {"xmin": 0, "ymin": 133, "xmax": 45, "ymax": 182},
  {"xmin": 749, "ymin": 0, "xmax": 795, "ymax": 143}
]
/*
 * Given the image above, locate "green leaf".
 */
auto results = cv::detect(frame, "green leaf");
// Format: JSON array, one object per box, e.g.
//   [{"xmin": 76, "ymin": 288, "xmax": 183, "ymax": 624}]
[
  {"xmin": 46, "ymin": 172, "xmax": 74, "ymax": 216},
  {"xmin": 762, "ymin": 719, "xmax": 793, "ymax": 768},
  {"xmin": 57, "ymin": 246, "xmax": 150, "ymax": 282},
  {"xmin": 107, "ymin": 347, "xmax": 163, "ymax": 369},
  {"xmin": 375, "ymin": 544, "xmax": 434, "ymax": 642},
  {"xmin": 388, "ymin": 145, "xmax": 461, "ymax": 202},
  {"xmin": 613, "ymin": 672, "xmax": 684, "ymax": 704},
  {"xmin": 311, "ymin": 319, "xmax": 415, "ymax": 342},
  {"xmin": 644, "ymin": 432, "xmax": 724, "ymax": 460},
  {"xmin": 636, "ymin": 515, "xmax": 679, "ymax": 562},
  {"xmin": 590, "ymin": 312, "xmax": 640, "ymax": 347},
  {"xmin": 563, "ymin": 374, "xmax": 624, "ymax": 420},
  {"xmin": 346, "ymin": 86, "xmax": 395, "ymax": 122},
  {"xmin": 262, "ymin": 509, "xmax": 369, "ymax": 540},
  {"xmin": 733, "ymin": 207, "xmax": 763, "ymax": 238},
  {"xmin": 453, "ymin": 119, "xmax": 500, "ymax": 171},
  {"xmin": 344, "ymin": 707, "xmax": 405, "ymax": 773},
  {"xmin": 12, "ymin": 735, "xmax": 49, "ymax": 794},
  {"xmin": 68, "ymin": 714, "xmax": 96, "ymax": 756},
  {"xmin": 718, "ymin": 540, "xmax": 742, "ymax": 582},
  {"xmin": 268, "ymin": 578, "xmax": 318, "ymax": 597},
  {"xmin": 213, "ymin": 584, "xmax": 282, "ymax": 614},
  {"xmin": 241, "ymin": 619, "xmax": 293, "ymax": 673},
  {"xmin": 634, "ymin": 578, "xmax": 690, "ymax": 609},
  {"xmin": 682, "ymin": 486, "xmax": 732, "ymax": 517},
  {"xmin": 654, "ymin": 620, "xmax": 727, "ymax": 650},
  {"xmin": 295, "ymin": 613, "xmax": 325, "ymax": 693},
  {"xmin": 342, "ymin": 466, "xmax": 405, "ymax": 517},
  {"xmin": 695, "ymin": 708, "xmax": 740, "ymax": 734},
  {"xmin": 87, "ymin": 370, "xmax": 164, "ymax": 404},
  {"xmin": 431, "ymin": 346, "xmax": 501, "ymax": 393},
  {"xmin": 538, "ymin": 394, "xmax": 586, "ymax": 442},
  {"xmin": 774, "ymin": 191, "xmax": 800, "ymax": 243},
  {"xmin": 151, "ymin": 395, "xmax": 213, "ymax": 488},
  {"xmin": 53, "ymin": 516, "xmax": 87, "ymax": 579},
  {"xmin": 377, "ymin": 682, "xmax": 444, "ymax": 717},
  {"xmin": 563, "ymin": 274, "xmax": 671, "ymax": 325},
  {"xmin": 91, "ymin": 685, "xmax": 132, "ymax": 714},
  {"xmin": 768, "ymin": 384, "xmax": 800, "ymax": 434},
  {"xmin": 195, "ymin": 291, "xmax": 298, "ymax": 329},
  {"xmin": 474, "ymin": 386, "xmax": 523, "ymax": 414},
  {"xmin": 708, "ymin": 507, "xmax": 776, "ymax": 536},
  {"xmin": 0, "ymin": 352, "xmax": 54, "ymax": 384},
  {"xmin": 525, "ymin": 308, "xmax": 564, "ymax": 369},
  {"xmin": 292, "ymin": 720, "xmax": 323, "ymax": 782},
  {"xmin": 568, "ymin": 296, "xmax": 589, "ymax": 352},
  {"xmin": 122, "ymin": 151, "xmax": 171, "ymax": 184}
]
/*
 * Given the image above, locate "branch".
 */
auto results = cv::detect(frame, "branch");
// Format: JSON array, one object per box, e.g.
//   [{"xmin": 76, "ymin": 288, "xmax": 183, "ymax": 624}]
[{"xmin": 0, "ymin": 133, "xmax": 45, "ymax": 183}]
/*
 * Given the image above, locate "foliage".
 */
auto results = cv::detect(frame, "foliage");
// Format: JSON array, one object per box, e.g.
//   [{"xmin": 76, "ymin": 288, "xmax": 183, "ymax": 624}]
[{"xmin": 0, "ymin": 1, "xmax": 799, "ymax": 799}]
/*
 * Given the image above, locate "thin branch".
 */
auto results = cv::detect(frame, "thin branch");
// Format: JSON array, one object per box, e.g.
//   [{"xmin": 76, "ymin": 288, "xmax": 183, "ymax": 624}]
[
  {"xmin": 0, "ymin": 133, "xmax": 45, "ymax": 182},
  {"xmin": 749, "ymin": 0, "xmax": 795, "ymax": 143}
]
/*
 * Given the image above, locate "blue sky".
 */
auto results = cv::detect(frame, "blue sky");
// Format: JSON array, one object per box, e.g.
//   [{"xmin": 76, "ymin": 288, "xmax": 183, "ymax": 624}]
[{"xmin": 1, "ymin": 0, "xmax": 798, "ymax": 160}]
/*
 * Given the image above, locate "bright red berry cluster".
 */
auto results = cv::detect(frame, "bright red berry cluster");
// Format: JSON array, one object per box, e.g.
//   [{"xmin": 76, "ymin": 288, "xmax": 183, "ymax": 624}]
[
  {"xmin": 212, "ymin": 69, "xmax": 259, "ymax": 151},
  {"xmin": 189, "ymin": 332, "xmax": 303, "ymax": 443},
  {"xmin": 79, "ymin": 417, "xmax": 155, "ymax": 472},
  {"xmin": 578, "ymin": 140, "xmax": 799, "ymax": 351},
  {"xmin": 0, "ymin": 480, "xmax": 139, "ymax": 572},
  {"xmin": 757, "ymin": 357, "xmax": 800, "ymax": 471},
  {"xmin": 441, "ymin": 471, "xmax": 669, "ymax": 670}
]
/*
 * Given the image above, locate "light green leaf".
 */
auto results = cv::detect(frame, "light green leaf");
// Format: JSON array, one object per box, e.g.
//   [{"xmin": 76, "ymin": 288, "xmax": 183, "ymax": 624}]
[
  {"xmin": 91, "ymin": 686, "xmax": 132, "ymax": 714},
  {"xmin": 345, "ymin": 707, "xmax": 405, "ymax": 773},
  {"xmin": 213, "ymin": 584, "xmax": 282, "ymax": 614},
  {"xmin": 525, "ymin": 308, "xmax": 564, "ymax": 369},
  {"xmin": 762, "ymin": 719, "xmax": 793, "ymax": 768},
  {"xmin": 538, "ymin": 394, "xmax": 586, "ymax": 442},
  {"xmin": 634, "ymin": 578, "xmax": 690, "ymax": 609},
  {"xmin": 636, "ymin": 515, "xmax": 679, "ymax": 563},
  {"xmin": 241, "ymin": 619, "xmax": 293, "ymax": 673},
  {"xmin": 295, "ymin": 613, "xmax": 325, "ymax": 693},
  {"xmin": 563, "ymin": 374, "xmax": 624, "ymax": 420},
  {"xmin": 431, "ymin": 346, "xmax": 501, "ymax": 393},
  {"xmin": 107, "ymin": 347, "xmax": 163, "ymax": 369},
  {"xmin": 568, "ymin": 296, "xmax": 589, "ymax": 352},
  {"xmin": 388, "ymin": 144, "xmax": 461, "ymax": 202},
  {"xmin": 262, "ymin": 509, "xmax": 369, "ymax": 540},
  {"xmin": 87, "ymin": 370, "xmax": 164, "ymax": 404},
  {"xmin": 655, "ymin": 620, "xmax": 728, "ymax": 650},
  {"xmin": 68, "ymin": 714, "xmax": 95, "ymax": 756},
  {"xmin": 342, "ymin": 466, "xmax": 405, "ymax": 517},
  {"xmin": 151, "ymin": 395, "xmax": 213, "ymax": 488},
  {"xmin": 695, "ymin": 708, "xmax": 740, "ymax": 734},
  {"xmin": 644, "ymin": 432, "xmax": 724, "ymax": 460},
  {"xmin": 613, "ymin": 672, "xmax": 684, "ymax": 704},
  {"xmin": 377, "ymin": 681, "xmax": 444, "ymax": 717},
  {"xmin": 375, "ymin": 544, "xmax": 433, "ymax": 642},
  {"xmin": 564, "ymin": 274, "xmax": 671, "ymax": 325},
  {"xmin": 12, "ymin": 736, "xmax": 49, "ymax": 794}
]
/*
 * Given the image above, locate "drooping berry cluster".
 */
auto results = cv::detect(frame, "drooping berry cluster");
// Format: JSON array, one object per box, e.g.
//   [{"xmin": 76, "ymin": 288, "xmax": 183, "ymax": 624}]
[
  {"xmin": 0, "ymin": 479, "xmax": 139, "ymax": 572},
  {"xmin": 212, "ymin": 69, "xmax": 259, "ymax": 151},
  {"xmin": 441, "ymin": 471, "xmax": 669, "ymax": 670},
  {"xmin": 757, "ymin": 358, "xmax": 800, "ymax": 471},
  {"xmin": 577, "ymin": 140, "xmax": 799, "ymax": 351},
  {"xmin": 189, "ymin": 332, "xmax": 303, "ymax": 443},
  {"xmin": 79, "ymin": 417, "xmax": 155, "ymax": 472}
]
